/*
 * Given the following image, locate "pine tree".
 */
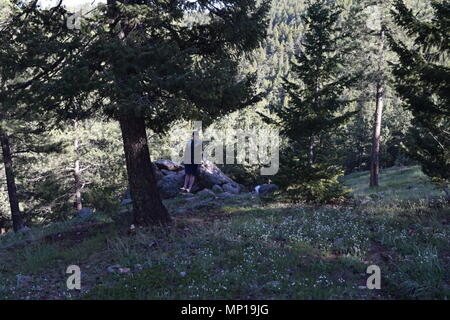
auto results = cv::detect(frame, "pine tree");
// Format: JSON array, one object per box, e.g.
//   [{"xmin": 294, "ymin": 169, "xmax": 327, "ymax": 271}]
[
  {"xmin": 0, "ymin": 1, "xmax": 71, "ymax": 231},
  {"xmin": 389, "ymin": 0, "xmax": 450, "ymax": 199},
  {"xmin": 45, "ymin": 0, "xmax": 271, "ymax": 225},
  {"xmin": 261, "ymin": 0, "xmax": 358, "ymax": 202}
]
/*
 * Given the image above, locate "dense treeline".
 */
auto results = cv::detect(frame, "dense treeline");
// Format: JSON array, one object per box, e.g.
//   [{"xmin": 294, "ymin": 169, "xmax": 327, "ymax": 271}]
[{"xmin": 0, "ymin": 0, "xmax": 448, "ymax": 231}]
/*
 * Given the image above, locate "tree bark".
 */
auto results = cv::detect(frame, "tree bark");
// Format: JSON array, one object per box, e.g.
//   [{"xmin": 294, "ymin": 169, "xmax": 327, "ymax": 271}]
[
  {"xmin": 119, "ymin": 113, "xmax": 171, "ymax": 226},
  {"xmin": 0, "ymin": 127, "xmax": 24, "ymax": 232},
  {"xmin": 73, "ymin": 120, "xmax": 82, "ymax": 212},
  {"xmin": 370, "ymin": 82, "xmax": 384, "ymax": 187},
  {"xmin": 107, "ymin": 0, "xmax": 170, "ymax": 226},
  {"xmin": 370, "ymin": 28, "xmax": 386, "ymax": 188}
]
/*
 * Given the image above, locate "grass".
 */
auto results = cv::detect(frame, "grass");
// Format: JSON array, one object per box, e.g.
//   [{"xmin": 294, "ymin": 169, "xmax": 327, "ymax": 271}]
[
  {"xmin": 0, "ymin": 166, "xmax": 448, "ymax": 300},
  {"xmin": 344, "ymin": 165, "xmax": 444, "ymax": 201}
]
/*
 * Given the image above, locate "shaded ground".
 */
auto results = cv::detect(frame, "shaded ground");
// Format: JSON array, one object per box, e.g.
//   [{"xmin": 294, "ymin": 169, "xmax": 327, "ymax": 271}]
[{"xmin": 0, "ymin": 166, "xmax": 448, "ymax": 299}]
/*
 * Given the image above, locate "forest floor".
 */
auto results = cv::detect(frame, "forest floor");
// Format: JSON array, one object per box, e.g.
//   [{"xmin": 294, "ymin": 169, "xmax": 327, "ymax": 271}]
[{"xmin": 0, "ymin": 166, "xmax": 448, "ymax": 300}]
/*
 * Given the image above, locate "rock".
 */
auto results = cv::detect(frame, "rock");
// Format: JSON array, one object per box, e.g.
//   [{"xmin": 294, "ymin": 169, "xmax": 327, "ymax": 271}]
[
  {"xmin": 258, "ymin": 184, "xmax": 279, "ymax": 196},
  {"xmin": 161, "ymin": 169, "xmax": 176, "ymax": 176},
  {"xmin": 77, "ymin": 207, "xmax": 93, "ymax": 219},
  {"xmin": 118, "ymin": 267, "xmax": 131, "ymax": 274},
  {"xmin": 157, "ymin": 172, "xmax": 185, "ymax": 199},
  {"xmin": 238, "ymin": 183, "xmax": 248, "ymax": 193},
  {"xmin": 16, "ymin": 274, "xmax": 32, "ymax": 288},
  {"xmin": 212, "ymin": 184, "xmax": 224, "ymax": 193},
  {"xmin": 218, "ymin": 192, "xmax": 233, "ymax": 199},
  {"xmin": 197, "ymin": 188, "xmax": 216, "ymax": 199},
  {"xmin": 222, "ymin": 183, "xmax": 240, "ymax": 194},
  {"xmin": 197, "ymin": 161, "xmax": 240, "ymax": 192},
  {"xmin": 120, "ymin": 159, "xmax": 241, "ymax": 201},
  {"xmin": 155, "ymin": 159, "xmax": 182, "ymax": 171},
  {"xmin": 107, "ymin": 264, "xmax": 121, "ymax": 273}
]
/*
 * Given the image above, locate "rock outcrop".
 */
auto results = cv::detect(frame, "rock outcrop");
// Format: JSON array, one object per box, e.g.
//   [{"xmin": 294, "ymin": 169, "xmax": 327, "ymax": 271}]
[{"xmin": 122, "ymin": 159, "xmax": 242, "ymax": 202}]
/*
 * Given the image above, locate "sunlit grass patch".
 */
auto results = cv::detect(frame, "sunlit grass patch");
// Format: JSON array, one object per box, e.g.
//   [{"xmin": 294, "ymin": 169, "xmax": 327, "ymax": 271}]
[{"xmin": 344, "ymin": 166, "xmax": 443, "ymax": 201}]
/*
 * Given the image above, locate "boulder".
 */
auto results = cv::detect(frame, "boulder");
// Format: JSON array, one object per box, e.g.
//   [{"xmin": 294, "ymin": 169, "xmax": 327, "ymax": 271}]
[
  {"xmin": 155, "ymin": 159, "xmax": 182, "ymax": 172},
  {"xmin": 197, "ymin": 161, "xmax": 241, "ymax": 193},
  {"xmin": 222, "ymin": 183, "xmax": 240, "ymax": 194},
  {"xmin": 157, "ymin": 171, "xmax": 185, "ymax": 198},
  {"xmin": 212, "ymin": 184, "xmax": 224, "ymax": 193},
  {"xmin": 218, "ymin": 192, "xmax": 233, "ymax": 199},
  {"xmin": 155, "ymin": 161, "xmax": 241, "ymax": 198},
  {"xmin": 161, "ymin": 169, "xmax": 176, "ymax": 176},
  {"xmin": 197, "ymin": 188, "xmax": 216, "ymax": 199},
  {"xmin": 120, "ymin": 160, "xmax": 242, "ymax": 201}
]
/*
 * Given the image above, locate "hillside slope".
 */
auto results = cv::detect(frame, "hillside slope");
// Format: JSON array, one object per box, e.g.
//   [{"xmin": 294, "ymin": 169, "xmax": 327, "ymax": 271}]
[{"xmin": 0, "ymin": 166, "xmax": 448, "ymax": 299}]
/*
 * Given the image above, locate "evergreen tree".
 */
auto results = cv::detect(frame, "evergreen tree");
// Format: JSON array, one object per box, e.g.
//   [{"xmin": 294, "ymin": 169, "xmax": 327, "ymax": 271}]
[
  {"xmin": 0, "ymin": 1, "xmax": 71, "ymax": 231},
  {"xmin": 389, "ymin": 0, "xmax": 450, "ymax": 199},
  {"xmin": 47, "ymin": 0, "xmax": 271, "ymax": 225},
  {"xmin": 261, "ymin": 0, "xmax": 358, "ymax": 202}
]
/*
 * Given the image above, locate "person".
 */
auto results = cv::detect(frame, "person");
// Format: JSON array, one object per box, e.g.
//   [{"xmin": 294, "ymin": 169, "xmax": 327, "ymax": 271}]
[{"xmin": 181, "ymin": 130, "xmax": 203, "ymax": 193}]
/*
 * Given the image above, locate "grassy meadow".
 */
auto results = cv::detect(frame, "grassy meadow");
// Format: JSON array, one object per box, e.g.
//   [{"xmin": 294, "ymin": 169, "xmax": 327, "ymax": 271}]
[{"xmin": 0, "ymin": 166, "xmax": 448, "ymax": 300}]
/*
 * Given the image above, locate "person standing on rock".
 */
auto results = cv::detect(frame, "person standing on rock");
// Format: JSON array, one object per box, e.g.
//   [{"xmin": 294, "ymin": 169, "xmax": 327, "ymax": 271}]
[{"xmin": 181, "ymin": 130, "xmax": 203, "ymax": 193}]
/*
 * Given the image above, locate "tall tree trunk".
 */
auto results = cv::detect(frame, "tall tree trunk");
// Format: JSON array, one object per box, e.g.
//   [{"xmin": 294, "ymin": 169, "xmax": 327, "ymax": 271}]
[
  {"xmin": 370, "ymin": 27, "xmax": 386, "ymax": 188},
  {"xmin": 119, "ymin": 113, "xmax": 170, "ymax": 226},
  {"xmin": 107, "ymin": 0, "xmax": 170, "ymax": 226},
  {"xmin": 73, "ymin": 120, "xmax": 82, "ymax": 212},
  {"xmin": 370, "ymin": 82, "xmax": 384, "ymax": 187},
  {"xmin": 0, "ymin": 127, "xmax": 24, "ymax": 232}
]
